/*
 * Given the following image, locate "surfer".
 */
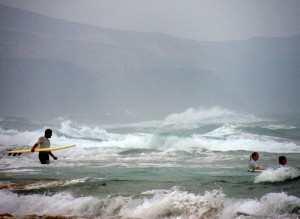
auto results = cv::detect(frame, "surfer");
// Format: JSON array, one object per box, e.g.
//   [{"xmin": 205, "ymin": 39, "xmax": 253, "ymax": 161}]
[
  {"xmin": 278, "ymin": 155, "xmax": 287, "ymax": 167},
  {"xmin": 31, "ymin": 129, "xmax": 57, "ymax": 164},
  {"xmin": 248, "ymin": 152, "xmax": 264, "ymax": 172}
]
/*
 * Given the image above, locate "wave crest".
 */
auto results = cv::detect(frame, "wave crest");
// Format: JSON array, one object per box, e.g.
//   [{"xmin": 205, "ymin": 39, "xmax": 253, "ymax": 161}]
[
  {"xmin": 58, "ymin": 120, "xmax": 111, "ymax": 141},
  {"xmin": 162, "ymin": 106, "xmax": 259, "ymax": 130}
]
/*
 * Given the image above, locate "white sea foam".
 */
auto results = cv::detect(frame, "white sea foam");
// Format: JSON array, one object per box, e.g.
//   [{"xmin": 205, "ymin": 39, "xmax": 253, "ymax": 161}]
[
  {"xmin": 103, "ymin": 106, "xmax": 261, "ymax": 131},
  {"xmin": 1, "ymin": 125, "xmax": 300, "ymax": 170},
  {"xmin": 197, "ymin": 132, "xmax": 299, "ymax": 153},
  {"xmin": 0, "ymin": 189, "xmax": 225, "ymax": 218},
  {"xmin": 0, "ymin": 190, "xmax": 103, "ymax": 217},
  {"xmin": 148, "ymin": 131, "xmax": 300, "ymax": 153},
  {"xmin": 254, "ymin": 167, "xmax": 300, "ymax": 183},
  {"xmin": 0, "ymin": 127, "xmax": 41, "ymax": 147},
  {"xmin": 120, "ymin": 189, "xmax": 225, "ymax": 219},
  {"xmin": 221, "ymin": 192, "xmax": 300, "ymax": 218},
  {"xmin": 202, "ymin": 124, "xmax": 240, "ymax": 138},
  {"xmin": 58, "ymin": 120, "xmax": 112, "ymax": 141},
  {"xmin": 0, "ymin": 189, "xmax": 299, "ymax": 219},
  {"xmin": 161, "ymin": 106, "xmax": 260, "ymax": 130},
  {"xmin": 1, "ymin": 110, "xmax": 299, "ymax": 170}
]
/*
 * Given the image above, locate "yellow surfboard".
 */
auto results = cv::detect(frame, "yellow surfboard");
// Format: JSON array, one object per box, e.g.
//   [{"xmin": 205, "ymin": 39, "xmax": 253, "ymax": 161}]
[{"xmin": 7, "ymin": 145, "xmax": 76, "ymax": 156}]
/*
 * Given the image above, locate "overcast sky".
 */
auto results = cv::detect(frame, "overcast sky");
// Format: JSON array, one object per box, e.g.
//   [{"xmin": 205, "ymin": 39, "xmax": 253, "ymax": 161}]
[{"xmin": 1, "ymin": 0, "xmax": 300, "ymax": 41}]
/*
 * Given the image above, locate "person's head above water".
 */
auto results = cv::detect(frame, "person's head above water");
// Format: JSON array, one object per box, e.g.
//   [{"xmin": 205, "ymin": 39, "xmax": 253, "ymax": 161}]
[
  {"xmin": 44, "ymin": 129, "xmax": 52, "ymax": 138},
  {"xmin": 250, "ymin": 152, "xmax": 259, "ymax": 161},
  {"xmin": 278, "ymin": 156, "xmax": 287, "ymax": 166}
]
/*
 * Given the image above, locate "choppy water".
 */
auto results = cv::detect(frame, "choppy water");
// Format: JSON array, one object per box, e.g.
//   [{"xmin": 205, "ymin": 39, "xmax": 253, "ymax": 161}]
[{"xmin": 0, "ymin": 107, "xmax": 300, "ymax": 218}]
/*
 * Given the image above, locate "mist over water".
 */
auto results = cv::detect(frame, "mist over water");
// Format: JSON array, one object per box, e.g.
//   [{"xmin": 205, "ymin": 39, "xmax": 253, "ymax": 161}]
[
  {"xmin": 0, "ymin": 1, "xmax": 300, "ymax": 217},
  {"xmin": 0, "ymin": 107, "xmax": 300, "ymax": 218}
]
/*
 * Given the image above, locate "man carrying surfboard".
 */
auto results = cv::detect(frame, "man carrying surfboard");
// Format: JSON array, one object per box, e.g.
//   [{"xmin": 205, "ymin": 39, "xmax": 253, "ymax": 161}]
[{"xmin": 31, "ymin": 129, "xmax": 57, "ymax": 164}]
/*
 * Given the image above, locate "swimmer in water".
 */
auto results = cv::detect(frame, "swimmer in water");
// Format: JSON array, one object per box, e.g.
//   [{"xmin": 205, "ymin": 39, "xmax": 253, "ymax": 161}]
[
  {"xmin": 248, "ymin": 152, "xmax": 264, "ymax": 172},
  {"xmin": 278, "ymin": 155, "xmax": 287, "ymax": 167}
]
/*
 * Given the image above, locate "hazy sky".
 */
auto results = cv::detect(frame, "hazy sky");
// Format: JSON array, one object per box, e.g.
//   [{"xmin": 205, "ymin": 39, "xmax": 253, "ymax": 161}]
[{"xmin": 1, "ymin": 0, "xmax": 300, "ymax": 41}]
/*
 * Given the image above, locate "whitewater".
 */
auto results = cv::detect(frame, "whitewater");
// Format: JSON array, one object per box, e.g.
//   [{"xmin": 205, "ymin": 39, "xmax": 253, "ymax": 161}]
[{"xmin": 0, "ymin": 107, "xmax": 299, "ymax": 218}]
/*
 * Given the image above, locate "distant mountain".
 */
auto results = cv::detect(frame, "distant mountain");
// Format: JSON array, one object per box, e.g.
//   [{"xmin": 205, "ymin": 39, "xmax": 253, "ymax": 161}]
[{"xmin": 0, "ymin": 4, "xmax": 299, "ymax": 123}]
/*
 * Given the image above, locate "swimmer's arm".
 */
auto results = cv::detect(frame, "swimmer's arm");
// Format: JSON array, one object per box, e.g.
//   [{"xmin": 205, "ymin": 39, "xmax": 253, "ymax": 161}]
[{"xmin": 256, "ymin": 165, "xmax": 264, "ymax": 170}]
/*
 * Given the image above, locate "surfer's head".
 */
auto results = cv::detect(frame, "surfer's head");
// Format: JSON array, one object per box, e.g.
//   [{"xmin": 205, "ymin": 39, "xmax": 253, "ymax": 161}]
[
  {"xmin": 250, "ymin": 152, "xmax": 259, "ymax": 161},
  {"xmin": 45, "ymin": 129, "xmax": 52, "ymax": 138},
  {"xmin": 278, "ymin": 156, "xmax": 287, "ymax": 166}
]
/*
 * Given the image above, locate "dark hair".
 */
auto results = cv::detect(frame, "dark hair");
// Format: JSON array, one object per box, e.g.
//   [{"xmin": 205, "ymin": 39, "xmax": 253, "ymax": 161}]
[
  {"xmin": 250, "ymin": 152, "xmax": 259, "ymax": 160},
  {"xmin": 45, "ymin": 129, "xmax": 52, "ymax": 135},
  {"xmin": 278, "ymin": 156, "xmax": 287, "ymax": 165}
]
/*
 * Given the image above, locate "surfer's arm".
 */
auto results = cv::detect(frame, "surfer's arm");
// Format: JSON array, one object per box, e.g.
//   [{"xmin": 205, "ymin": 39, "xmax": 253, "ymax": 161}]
[
  {"xmin": 31, "ymin": 137, "xmax": 43, "ymax": 152},
  {"xmin": 31, "ymin": 143, "xmax": 39, "ymax": 152},
  {"xmin": 49, "ymin": 151, "xmax": 57, "ymax": 160}
]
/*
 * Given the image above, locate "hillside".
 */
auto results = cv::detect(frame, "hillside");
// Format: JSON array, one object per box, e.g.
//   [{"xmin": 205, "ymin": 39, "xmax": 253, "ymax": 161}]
[{"xmin": 0, "ymin": 4, "xmax": 299, "ymax": 123}]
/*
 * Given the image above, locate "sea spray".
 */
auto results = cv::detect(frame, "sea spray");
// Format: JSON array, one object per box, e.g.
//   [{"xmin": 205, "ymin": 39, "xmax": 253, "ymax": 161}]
[
  {"xmin": 1, "ymin": 189, "xmax": 300, "ymax": 219},
  {"xmin": 254, "ymin": 167, "xmax": 300, "ymax": 183},
  {"xmin": 58, "ymin": 120, "xmax": 111, "ymax": 141},
  {"xmin": 161, "ymin": 106, "xmax": 260, "ymax": 130},
  {"xmin": 0, "ymin": 190, "xmax": 102, "ymax": 217},
  {"xmin": 120, "ymin": 189, "xmax": 225, "ymax": 219},
  {"xmin": 221, "ymin": 192, "xmax": 300, "ymax": 218}
]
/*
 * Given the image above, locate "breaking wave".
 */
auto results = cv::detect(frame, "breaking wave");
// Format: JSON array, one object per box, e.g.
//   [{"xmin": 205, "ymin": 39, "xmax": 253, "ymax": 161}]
[
  {"xmin": 0, "ymin": 189, "xmax": 299, "ymax": 218},
  {"xmin": 254, "ymin": 167, "xmax": 300, "ymax": 183},
  {"xmin": 161, "ymin": 106, "xmax": 260, "ymax": 130},
  {"xmin": 0, "ymin": 107, "xmax": 299, "ymax": 169}
]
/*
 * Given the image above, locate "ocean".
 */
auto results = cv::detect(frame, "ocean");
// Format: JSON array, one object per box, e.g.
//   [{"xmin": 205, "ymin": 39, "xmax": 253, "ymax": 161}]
[{"xmin": 0, "ymin": 107, "xmax": 300, "ymax": 218}]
